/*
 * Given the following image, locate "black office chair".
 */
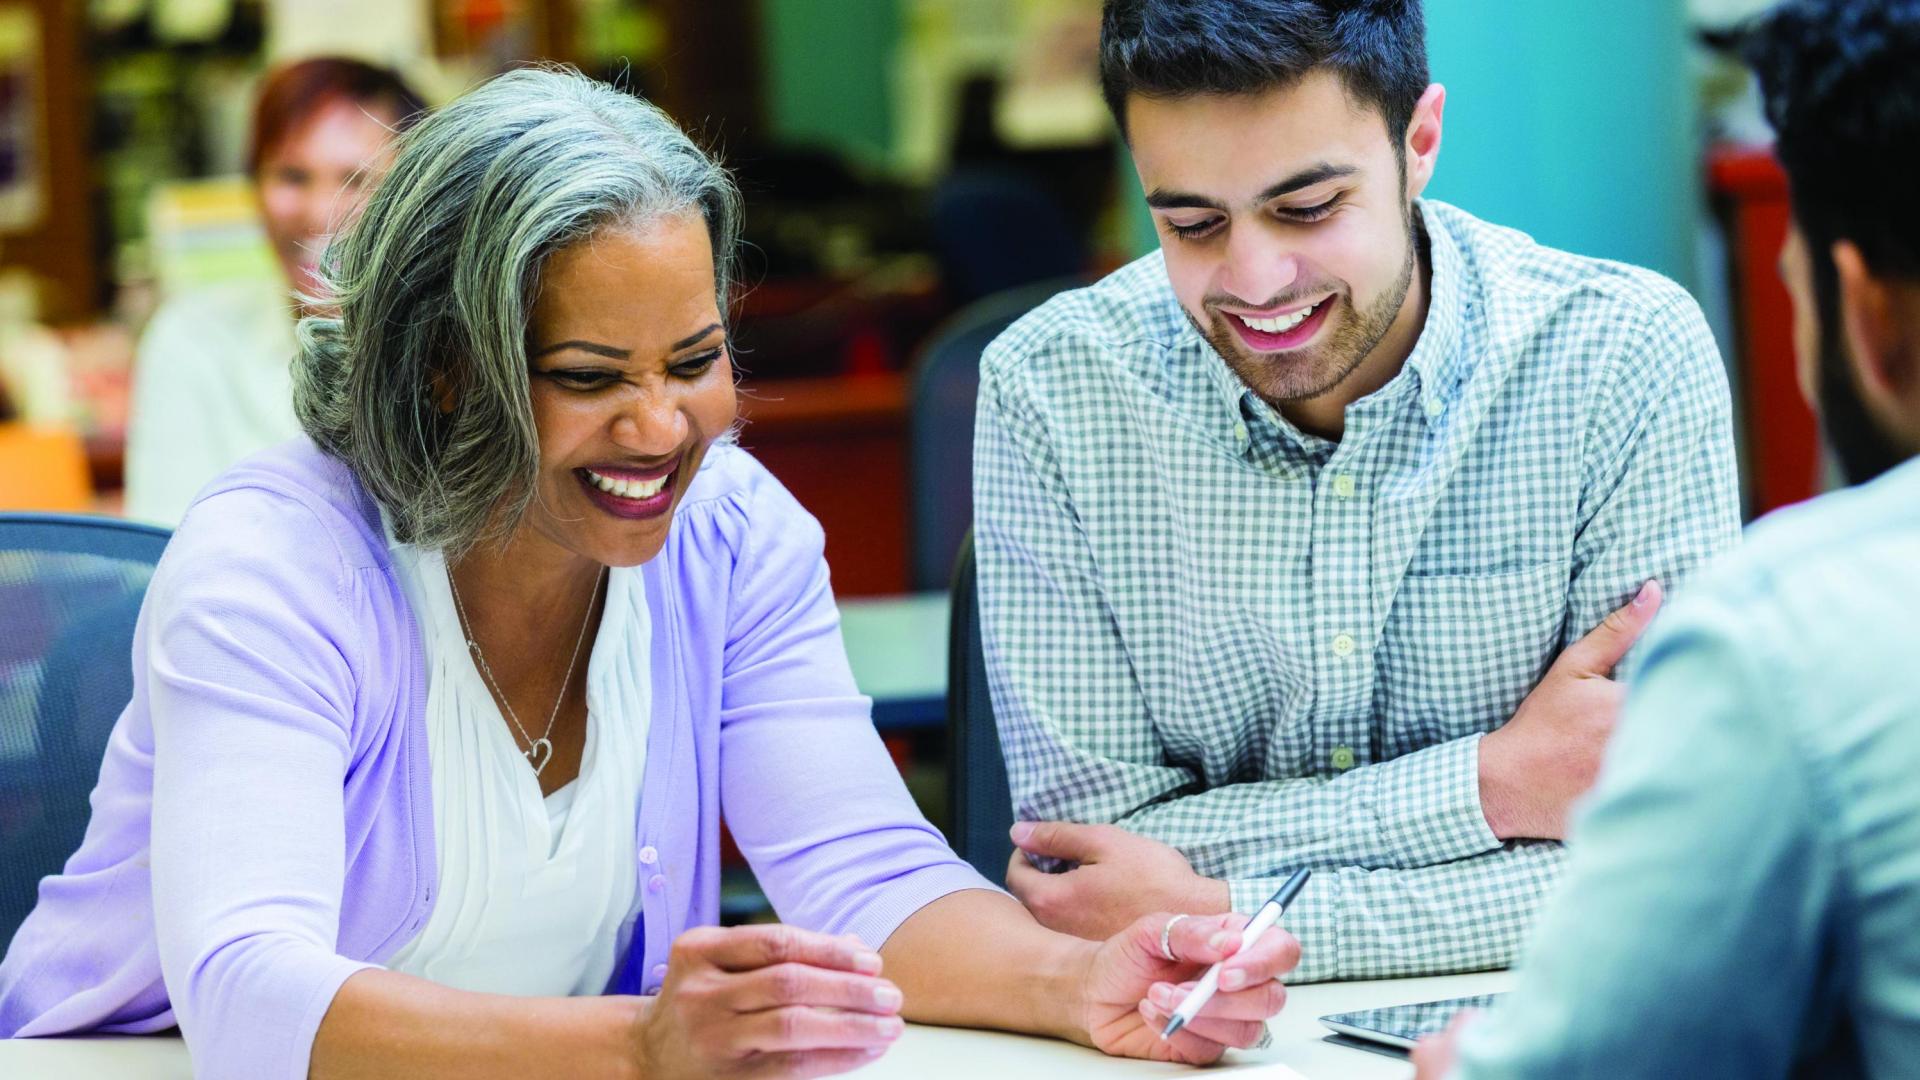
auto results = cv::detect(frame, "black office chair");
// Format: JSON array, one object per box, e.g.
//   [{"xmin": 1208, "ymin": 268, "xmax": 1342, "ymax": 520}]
[
  {"xmin": 945, "ymin": 533, "xmax": 1016, "ymax": 886},
  {"xmin": 930, "ymin": 166, "xmax": 1089, "ymax": 305},
  {"xmin": 907, "ymin": 278, "xmax": 1081, "ymax": 592},
  {"xmin": 0, "ymin": 513, "xmax": 170, "ymax": 949}
]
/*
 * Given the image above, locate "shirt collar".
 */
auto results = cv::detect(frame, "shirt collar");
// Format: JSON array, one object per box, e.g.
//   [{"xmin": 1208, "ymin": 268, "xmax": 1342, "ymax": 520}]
[
  {"xmin": 1402, "ymin": 200, "xmax": 1470, "ymax": 431},
  {"xmin": 1195, "ymin": 199, "xmax": 1473, "ymax": 444}
]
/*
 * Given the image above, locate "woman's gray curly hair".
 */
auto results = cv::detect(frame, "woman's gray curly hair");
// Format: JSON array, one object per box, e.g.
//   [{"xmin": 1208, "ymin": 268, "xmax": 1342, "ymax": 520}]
[{"xmin": 292, "ymin": 65, "xmax": 742, "ymax": 554}]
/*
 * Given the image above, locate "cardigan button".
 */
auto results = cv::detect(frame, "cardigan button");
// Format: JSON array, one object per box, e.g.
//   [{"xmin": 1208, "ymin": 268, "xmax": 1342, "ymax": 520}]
[
  {"xmin": 638, "ymin": 845, "xmax": 658, "ymax": 866},
  {"xmin": 647, "ymin": 874, "xmax": 667, "ymax": 894},
  {"xmin": 652, "ymin": 963, "xmax": 668, "ymax": 981}
]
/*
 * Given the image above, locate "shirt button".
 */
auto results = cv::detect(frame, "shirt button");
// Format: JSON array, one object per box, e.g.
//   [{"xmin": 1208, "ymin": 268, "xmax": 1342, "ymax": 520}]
[
  {"xmin": 645, "ymin": 983, "xmax": 662, "ymax": 995},
  {"xmin": 647, "ymin": 874, "xmax": 667, "ymax": 894},
  {"xmin": 1233, "ymin": 422, "xmax": 1249, "ymax": 441},
  {"xmin": 1332, "ymin": 633, "xmax": 1356, "ymax": 657},
  {"xmin": 651, "ymin": 963, "xmax": 668, "ymax": 981},
  {"xmin": 1331, "ymin": 474, "xmax": 1356, "ymax": 499},
  {"xmin": 1425, "ymin": 397, "xmax": 1445, "ymax": 418},
  {"xmin": 638, "ymin": 845, "xmax": 658, "ymax": 866},
  {"xmin": 1331, "ymin": 746, "xmax": 1356, "ymax": 770}
]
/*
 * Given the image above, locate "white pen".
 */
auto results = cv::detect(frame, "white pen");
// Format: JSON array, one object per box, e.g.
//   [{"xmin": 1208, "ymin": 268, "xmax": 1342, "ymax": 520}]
[{"xmin": 1159, "ymin": 868, "xmax": 1311, "ymax": 1040}]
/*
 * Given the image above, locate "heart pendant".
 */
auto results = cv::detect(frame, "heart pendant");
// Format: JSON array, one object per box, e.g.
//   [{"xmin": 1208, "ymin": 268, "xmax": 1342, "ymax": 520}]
[{"xmin": 526, "ymin": 737, "xmax": 554, "ymax": 775}]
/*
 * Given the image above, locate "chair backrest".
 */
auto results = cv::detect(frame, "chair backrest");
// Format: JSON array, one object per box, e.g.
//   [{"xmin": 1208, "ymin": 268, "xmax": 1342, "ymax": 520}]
[
  {"xmin": 907, "ymin": 278, "xmax": 1079, "ymax": 592},
  {"xmin": 945, "ymin": 532, "xmax": 1015, "ymax": 886},
  {"xmin": 0, "ymin": 513, "xmax": 170, "ymax": 948},
  {"xmin": 929, "ymin": 166, "xmax": 1088, "ymax": 305}
]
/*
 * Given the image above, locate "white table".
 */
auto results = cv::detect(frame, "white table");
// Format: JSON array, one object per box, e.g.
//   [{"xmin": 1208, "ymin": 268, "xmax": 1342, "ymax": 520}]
[
  {"xmin": 838, "ymin": 591, "xmax": 949, "ymax": 730},
  {"xmin": 0, "ymin": 971, "xmax": 1510, "ymax": 1079}
]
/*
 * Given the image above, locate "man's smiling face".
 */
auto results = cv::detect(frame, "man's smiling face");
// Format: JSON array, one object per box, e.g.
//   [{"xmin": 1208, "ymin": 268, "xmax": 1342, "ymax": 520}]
[{"xmin": 1128, "ymin": 70, "xmax": 1432, "ymax": 415}]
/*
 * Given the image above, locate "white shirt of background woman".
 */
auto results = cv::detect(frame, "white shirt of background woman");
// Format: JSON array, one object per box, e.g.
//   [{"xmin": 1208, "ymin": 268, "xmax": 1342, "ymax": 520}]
[
  {"xmin": 383, "ymin": 530, "xmax": 651, "ymax": 996},
  {"xmin": 125, "ymin": 280, "xmax": 301, "ymax": 525}
]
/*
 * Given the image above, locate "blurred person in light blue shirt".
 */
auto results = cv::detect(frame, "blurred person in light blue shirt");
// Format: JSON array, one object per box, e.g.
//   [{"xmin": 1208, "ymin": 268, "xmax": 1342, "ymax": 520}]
[{"xmin": 1412, "ymin": 1, "xmax": 1920, "ymax": 1078}]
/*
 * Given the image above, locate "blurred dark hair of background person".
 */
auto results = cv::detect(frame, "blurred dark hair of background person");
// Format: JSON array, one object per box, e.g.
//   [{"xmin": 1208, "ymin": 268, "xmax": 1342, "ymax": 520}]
[{"xmin": 247, "ymin": 57, "xmax": 428, "ymax": 307}]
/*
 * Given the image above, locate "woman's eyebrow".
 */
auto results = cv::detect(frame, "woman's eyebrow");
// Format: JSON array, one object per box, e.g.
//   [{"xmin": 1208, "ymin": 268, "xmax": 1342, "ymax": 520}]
[
  {"xmin": 670, "ymin": 322, "xmax": 724, "ymax": 351},
  {"xmin": 531, "ymin": 339, "xmax": 630, "ymax": 360},
  {"xmin": 531, "ymin": 322, "xmax": 722, "ymax": 360}
]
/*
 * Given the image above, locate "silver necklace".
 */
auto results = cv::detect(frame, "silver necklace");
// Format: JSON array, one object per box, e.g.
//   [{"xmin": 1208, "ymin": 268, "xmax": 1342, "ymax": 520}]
[{"xmin": 447, "ymin": 564, "xmax": 604, "ymax": 777}]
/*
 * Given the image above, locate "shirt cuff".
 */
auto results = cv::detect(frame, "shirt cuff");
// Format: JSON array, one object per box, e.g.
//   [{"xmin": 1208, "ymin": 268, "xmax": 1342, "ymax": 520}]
[
  {"xmin": 1228, "ymin": 875, "xmax": 1339, "ymax": 984},
  {"xmin": 1370, "ymin": 733, "xmax": 1502, "ymax": 867},
  {"xmin": 836, "ymin": 861, "xmax": 1004, "ymax": 952}
]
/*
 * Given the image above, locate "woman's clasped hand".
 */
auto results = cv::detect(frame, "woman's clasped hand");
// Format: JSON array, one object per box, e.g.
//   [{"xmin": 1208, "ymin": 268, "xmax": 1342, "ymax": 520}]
[
  {"xmin": 633, "ymin": 912, "xmax": 1299, "ymax": 1077},
  {"xmin": 636, "ymin": 926, "xmax": 903, "ymax": 1078}
]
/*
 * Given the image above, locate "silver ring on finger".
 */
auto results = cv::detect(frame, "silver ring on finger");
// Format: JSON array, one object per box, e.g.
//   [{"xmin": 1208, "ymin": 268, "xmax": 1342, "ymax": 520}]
[{"xmin": 1159, "ymin": 913, "xmax": 1194, "ymax": 962}]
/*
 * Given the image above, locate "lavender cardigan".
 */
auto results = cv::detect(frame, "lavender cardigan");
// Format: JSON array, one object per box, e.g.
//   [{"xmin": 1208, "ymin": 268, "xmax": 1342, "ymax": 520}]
[{"xmin": 0, "ymin": 438, "xmax": 990, "ymax": 1078}]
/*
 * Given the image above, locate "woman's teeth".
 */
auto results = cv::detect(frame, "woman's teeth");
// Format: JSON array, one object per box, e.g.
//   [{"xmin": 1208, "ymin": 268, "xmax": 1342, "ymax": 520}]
[
  {"xmin": 1240, "ymin": 302, "xmax": 1319, "ymax": 334},
  {"xmin": 585, "ymin": 468, "xmax": 670, "ymax": 500}
]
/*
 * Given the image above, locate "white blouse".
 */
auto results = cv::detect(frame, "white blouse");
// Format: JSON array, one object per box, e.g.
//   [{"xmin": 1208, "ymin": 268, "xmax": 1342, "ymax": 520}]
[{"xmin": 381, "ymin": 533, "xmax": 651, "ymax": 996}]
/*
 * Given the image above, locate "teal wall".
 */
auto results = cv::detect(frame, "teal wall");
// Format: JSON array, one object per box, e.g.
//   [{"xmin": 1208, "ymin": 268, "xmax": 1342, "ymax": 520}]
[
  {"xmin": 1424, "ymin": 2, "xmax": 1698, "ymax": 287},
  {"xmin": 755, "ymin": 2, "xmax": 1700, "ymax": 288},
  {"xmin": 757, "ymin": 0, "xmax": 899, "ymax": 167}
]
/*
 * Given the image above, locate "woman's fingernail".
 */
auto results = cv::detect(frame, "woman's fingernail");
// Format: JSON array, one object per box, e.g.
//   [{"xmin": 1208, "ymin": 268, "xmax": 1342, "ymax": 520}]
[
  {"xmin": 1009, "ymin": 821, "xmax": 1032, "ymax": 844},
  {"xmin": 854, "ymin": 950, "xmax": 883, "ymax": 974},
  {"xmin": 1150, "ymin": 985, "xmax": 1171, "ymax": 1007},
  {"xmin": 876, "ymin": 1017, "xmax": 905, "ymax": 1037},
  {"xmin": 1221, "ymin": 969, "xmax": 1246, "ymax": 991},
  {"xmin": 1209, "ymin": 932, "xmax": 1233, "ymax": 951},
  {"xmin": 875, "ymin": 985, "xmax": 903, "ymax": 1009}
]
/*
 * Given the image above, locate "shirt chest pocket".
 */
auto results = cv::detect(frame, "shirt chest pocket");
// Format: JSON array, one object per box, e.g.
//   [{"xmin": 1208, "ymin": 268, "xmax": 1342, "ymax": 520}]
[{"xmin": 1373, "ymin": 563, "xmax": 1568, "ymax": 756}]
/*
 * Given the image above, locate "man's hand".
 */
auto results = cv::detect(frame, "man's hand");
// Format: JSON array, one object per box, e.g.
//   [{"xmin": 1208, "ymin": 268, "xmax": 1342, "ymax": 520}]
[
  {"xmin": 1411, "ymin": 1009, "xmax": 1481, "ymax": 1079},
  {"xmin": 1479, "ymin": 580, "xmax": 1664, "ymax": 841},
  {"xmin": 1006, "ymin": 822, "xmax": 1229, "ymax": 941}
]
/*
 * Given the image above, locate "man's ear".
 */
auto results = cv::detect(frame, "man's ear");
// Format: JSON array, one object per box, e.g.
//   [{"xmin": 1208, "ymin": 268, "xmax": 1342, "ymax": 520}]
[
  {"xmin": 1832, "ymin": 240, "xmax": 1918, "ymax": 406},
  {"xmin": 1403, "ymin": 83, "xmax": 1446, "ymax": 202}
]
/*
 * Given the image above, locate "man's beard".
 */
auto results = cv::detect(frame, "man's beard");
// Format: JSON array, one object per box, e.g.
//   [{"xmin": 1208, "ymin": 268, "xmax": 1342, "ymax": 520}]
[
  {"xmin": 1184, "ymin": 210, "xmax": 1418, "ymax": 409},
  {"xmin": 1817, "ymin": 330, "xmax": 1911, "ymax": 485},
  {"xmin": 1811, "ymin": 253, "xmax": 1912, "ymax": 486}
]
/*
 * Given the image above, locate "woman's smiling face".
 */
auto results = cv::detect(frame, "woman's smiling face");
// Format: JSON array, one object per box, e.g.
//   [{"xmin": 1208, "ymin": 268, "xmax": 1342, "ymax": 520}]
[{"xmin": 518, "ymin": 214, "xmax": 737, "ymax": 568}]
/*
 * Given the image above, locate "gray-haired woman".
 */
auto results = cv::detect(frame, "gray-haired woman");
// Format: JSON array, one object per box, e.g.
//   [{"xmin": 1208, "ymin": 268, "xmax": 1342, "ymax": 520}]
[{"xmin": 0, "ymin": 68, "xmax": 1297, "ymax": 1079}]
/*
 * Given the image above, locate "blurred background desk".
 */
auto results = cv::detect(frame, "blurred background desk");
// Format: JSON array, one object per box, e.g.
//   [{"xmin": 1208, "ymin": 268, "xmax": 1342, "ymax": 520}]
[
  {"xmin": 0, "ymin": 970, "xmax": 1513, "ymax": 1079},
  {"xmin": 841, "ymin": 591, "xmax": 949, "ymax": 731}
]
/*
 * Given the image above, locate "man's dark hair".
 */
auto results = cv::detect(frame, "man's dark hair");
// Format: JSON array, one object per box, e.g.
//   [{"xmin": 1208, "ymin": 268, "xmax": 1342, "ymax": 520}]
[
  {"xmin": 1745, "ymin": 0, "xmax": 1920, "ymax": 282},
  {"xmin": 1099, "ymin": 0, "xmax": 1429, "ymax": 146},
  {"xmin": 1743, "ymin": 0, "xmax": 1920, "ymax": 482}
]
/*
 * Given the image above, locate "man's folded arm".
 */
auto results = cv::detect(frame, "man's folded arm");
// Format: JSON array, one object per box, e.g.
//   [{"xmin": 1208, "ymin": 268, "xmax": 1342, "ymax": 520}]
[
  {"xmin": 975, "ymin": 359, "xmax": 1503, "ymax": 874},
  {"xmin": 1113, "ymin": 734, "xmax": 1501, "ymax": 874},
  {"xmin": 1225, "ymin": 841, "xmax": 1566, "ymax": 984}
]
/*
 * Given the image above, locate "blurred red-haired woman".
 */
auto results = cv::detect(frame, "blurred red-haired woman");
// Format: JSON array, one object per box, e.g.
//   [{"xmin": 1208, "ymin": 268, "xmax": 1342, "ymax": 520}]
[{"xmin": 125, "ymin": 57, "xmax": 425, "ymax": 524}]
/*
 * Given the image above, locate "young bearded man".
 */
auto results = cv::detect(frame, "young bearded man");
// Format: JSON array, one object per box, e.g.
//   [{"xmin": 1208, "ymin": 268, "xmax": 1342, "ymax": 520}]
[
  {"xmin": 1414, "ymin": 1, "xmax": 1920, "ymax": 1075},
  {"xmin": 973, "ymin": 0, "xmax": 1742, "ymax": 982}
]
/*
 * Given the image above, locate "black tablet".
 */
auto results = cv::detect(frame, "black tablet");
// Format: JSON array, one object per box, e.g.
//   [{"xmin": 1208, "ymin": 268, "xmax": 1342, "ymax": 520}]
[{"xmin": 1319, "ymin": 993, "xmax": 1505, "ymax": 1053}]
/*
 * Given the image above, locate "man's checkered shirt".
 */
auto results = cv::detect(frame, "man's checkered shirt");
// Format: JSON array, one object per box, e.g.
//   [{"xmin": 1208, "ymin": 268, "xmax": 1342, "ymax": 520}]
[{"xmin": 973, "ymin": 200, "xmax": 1741, "ymax": 982}]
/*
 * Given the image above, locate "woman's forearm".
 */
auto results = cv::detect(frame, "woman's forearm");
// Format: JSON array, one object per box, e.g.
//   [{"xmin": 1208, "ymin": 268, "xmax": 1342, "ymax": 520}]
[
  {"xmin": 878, "ymin": 889, "xmax": 1098, "ymax": 1045},
  {"xmin": 310, "ymin": 968, "xmax": 647, "ymax": 1080}
]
